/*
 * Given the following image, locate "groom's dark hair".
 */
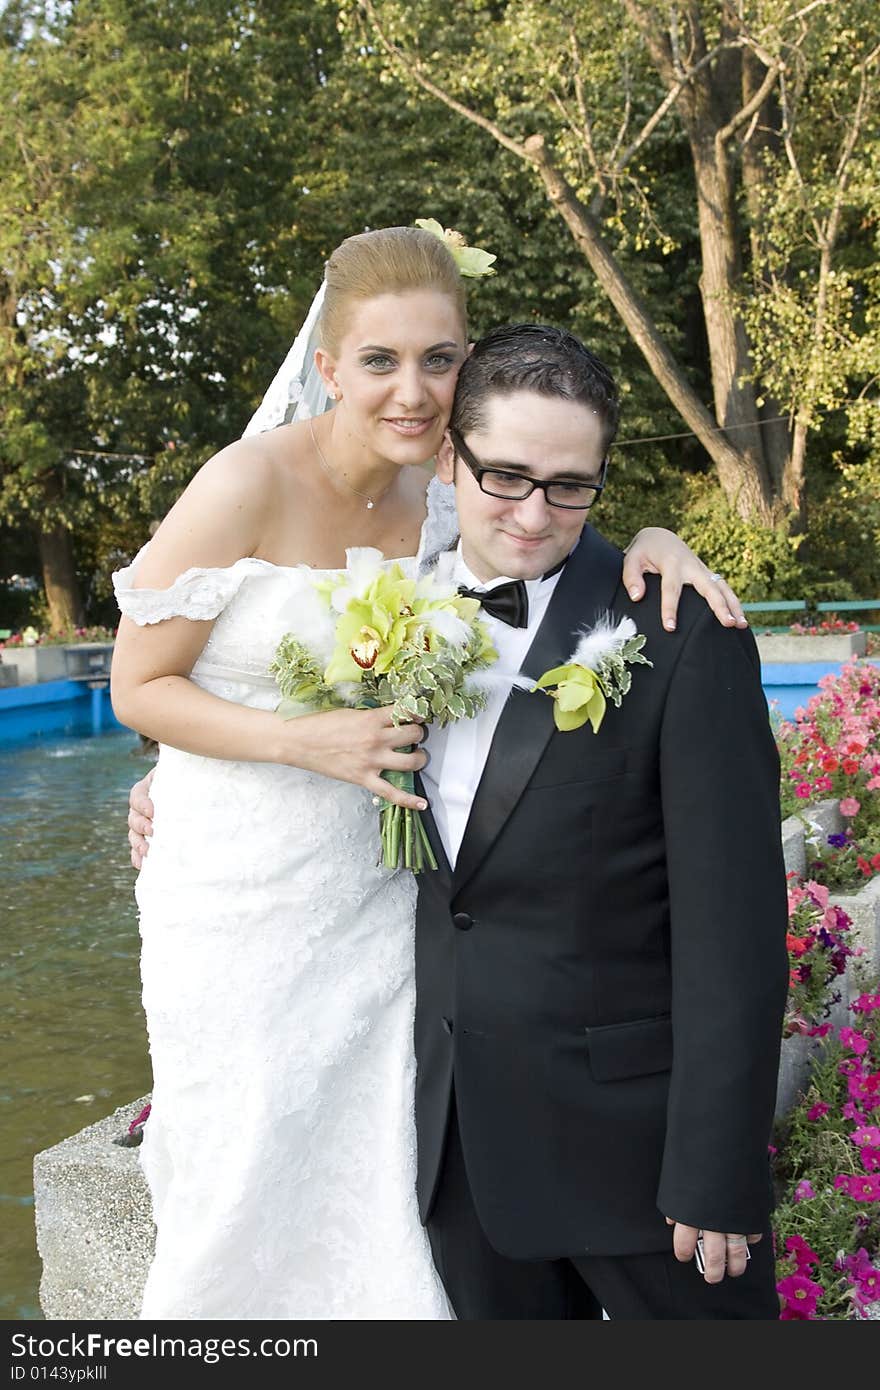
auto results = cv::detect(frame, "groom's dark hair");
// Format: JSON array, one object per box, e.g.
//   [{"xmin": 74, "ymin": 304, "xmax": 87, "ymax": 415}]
[{"xmin": 450, "ymin": 323, "xmax": 620, "ymax": 456}]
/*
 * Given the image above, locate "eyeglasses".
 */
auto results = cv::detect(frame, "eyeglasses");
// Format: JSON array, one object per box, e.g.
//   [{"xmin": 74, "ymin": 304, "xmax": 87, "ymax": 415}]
[{"xmin": 450, "ymin": 428, "xmax": 607, "ymax": 510}]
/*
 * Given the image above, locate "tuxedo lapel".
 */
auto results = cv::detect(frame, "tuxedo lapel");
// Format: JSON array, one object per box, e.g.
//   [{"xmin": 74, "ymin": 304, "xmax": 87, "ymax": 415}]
[{"xmin": 451, "ymin": 526, "xmax": 623, "ymax": 897}]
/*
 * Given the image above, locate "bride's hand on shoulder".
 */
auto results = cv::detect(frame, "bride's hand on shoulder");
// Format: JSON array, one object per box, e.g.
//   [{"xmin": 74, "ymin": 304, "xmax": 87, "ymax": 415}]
[
  {"xmin": 622, "ymin": 527, "xmax": 747, "ymax": 633},
  {"xmin": 280, "ymin": 706, "xmax": 429, "ymax": 811}
]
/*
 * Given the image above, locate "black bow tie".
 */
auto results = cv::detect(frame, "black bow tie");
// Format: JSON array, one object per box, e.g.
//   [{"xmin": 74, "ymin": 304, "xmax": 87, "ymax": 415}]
[{"xmin": 458, "ymin": 579, "xmax": 529, "ymax": 628}]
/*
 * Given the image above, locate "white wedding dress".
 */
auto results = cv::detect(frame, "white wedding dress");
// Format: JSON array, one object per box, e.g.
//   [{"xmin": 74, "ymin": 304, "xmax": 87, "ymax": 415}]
[{"xmin": 113, "ymin": 479, "xmax": 458, "ymax": 1321}]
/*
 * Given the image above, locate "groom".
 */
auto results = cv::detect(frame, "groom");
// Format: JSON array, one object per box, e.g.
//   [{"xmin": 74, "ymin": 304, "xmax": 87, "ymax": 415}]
[{"xmin": 411, "ymin": 324, "xmax": 788, "ymax": 1319}]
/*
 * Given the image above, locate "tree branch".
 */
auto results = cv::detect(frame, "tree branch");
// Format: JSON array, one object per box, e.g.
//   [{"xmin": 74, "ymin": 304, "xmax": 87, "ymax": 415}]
[
  {"xmin": 613, "ymin": 42, "xmax": 723, "ymax": 173},
  {"xmin": 778, "ymin": 67, "xmax": 823, "ymax": 244},
  {"xmin": 358, "ymin": 0, "xmax": 530, "ymax": 164},
  {"xmin": 607, "ymin": 48, "xmax": 633, "ymax": 171},
  {"xmin": 823, "ymin": 43, "xmax": 880, "ymax": 251},
  {"xmin": 716, "ymin": 58, "xmax": 781, "ymax": 148}
]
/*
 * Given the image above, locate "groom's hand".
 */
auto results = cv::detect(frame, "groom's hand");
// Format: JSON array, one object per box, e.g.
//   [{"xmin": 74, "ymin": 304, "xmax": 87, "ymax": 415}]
[
  {"xmin": 128, "ymin": 768, "xmax": 156, "ymax": 870},
  {"xmin": 666, "ymin": 1217, "xmax": 762, "ymax": 1284}
]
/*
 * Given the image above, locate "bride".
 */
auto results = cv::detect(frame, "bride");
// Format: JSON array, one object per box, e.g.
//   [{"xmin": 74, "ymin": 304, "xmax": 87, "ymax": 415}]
[{"xmin": 113, "ymin": 223, "xmax": 745, "ymax": 1320}]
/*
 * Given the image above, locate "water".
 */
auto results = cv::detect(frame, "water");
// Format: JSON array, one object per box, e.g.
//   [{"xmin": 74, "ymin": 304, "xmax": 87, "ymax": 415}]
[{"xmin": 0, "ymin": 730, "xmax": 153, "ymax": 1320}]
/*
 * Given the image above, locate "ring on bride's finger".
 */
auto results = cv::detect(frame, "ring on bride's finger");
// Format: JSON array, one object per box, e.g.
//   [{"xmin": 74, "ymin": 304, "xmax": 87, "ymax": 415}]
[{"xmin": 709, "ymin": 571, "xmax": 723, "ymax": 583}]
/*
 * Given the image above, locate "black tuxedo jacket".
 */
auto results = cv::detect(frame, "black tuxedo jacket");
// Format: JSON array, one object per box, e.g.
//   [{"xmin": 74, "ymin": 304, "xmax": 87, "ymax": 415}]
[{"xmin": 414, "ymin": 525, "xmax": 789, "ymax": 1260}]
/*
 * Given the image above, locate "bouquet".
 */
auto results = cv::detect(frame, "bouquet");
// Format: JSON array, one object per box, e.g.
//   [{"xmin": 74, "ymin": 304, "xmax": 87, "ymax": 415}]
[{"xmin": 269, "ymin": 548, "xmax": 497, "ymax": 872}]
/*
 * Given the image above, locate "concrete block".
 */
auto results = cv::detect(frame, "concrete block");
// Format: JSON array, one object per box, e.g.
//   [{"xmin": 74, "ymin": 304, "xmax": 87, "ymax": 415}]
[
  {"xmin": 834, "ymin": 876, "xmax": 880, "ymax": 980},
  {"xmin": 10, "ymin": 647, "xmax": 67, "ymax": 685},
  {"xmin": 34, "ymin": 1096, "xmax": 153, "ymax": 1320},
  {"xmin": 756, "ymin": 633, "xmax": 867, "ymax": 662},
  {"xmin": 781, "ymin": 815, "xmax": 806, "ymax": 878}
]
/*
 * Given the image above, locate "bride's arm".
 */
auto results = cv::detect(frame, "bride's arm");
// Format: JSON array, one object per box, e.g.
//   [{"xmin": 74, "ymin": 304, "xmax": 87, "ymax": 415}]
[
  {"xmin": 111, "ymin": 447, "xmax": 428, "ymax": 810},
  {"xmin": 621, "ymin": 527, "xmax": 747, "ymax": 633}
]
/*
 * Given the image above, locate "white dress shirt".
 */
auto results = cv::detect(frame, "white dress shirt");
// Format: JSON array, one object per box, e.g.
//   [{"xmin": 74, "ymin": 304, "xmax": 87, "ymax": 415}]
[{"xmin": 420, "ymin": 545, "xmax": 564, "ymax": 869}]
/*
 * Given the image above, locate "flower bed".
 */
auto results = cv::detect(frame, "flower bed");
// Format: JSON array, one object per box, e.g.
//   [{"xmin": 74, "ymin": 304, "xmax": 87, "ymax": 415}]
[
  {"xmin": 0, "ymin": 624, "xmax": 115, "ymax": 649},
  {"xmin": 777, "ymin": 662, "xmax": 880, "ymax": 891},
  {"xmin": 772, "ymin": 994, "xmax": 880, "ymax": 1318},
  {"xmin": 773, "ymin": 659, "xmax": 880, "ymax": 1316}
]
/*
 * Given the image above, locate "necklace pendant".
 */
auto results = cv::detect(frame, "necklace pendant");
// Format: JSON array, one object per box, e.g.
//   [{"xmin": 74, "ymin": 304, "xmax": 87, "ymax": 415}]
[{"xmin": 366, "ymin": 499, "xmax": 374, "ymax": 510}]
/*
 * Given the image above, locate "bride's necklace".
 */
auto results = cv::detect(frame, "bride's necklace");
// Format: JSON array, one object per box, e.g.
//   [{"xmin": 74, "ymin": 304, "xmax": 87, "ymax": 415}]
[{"xmin": 309, "ymin": 418, "xmax": 392, "ymax": 511}]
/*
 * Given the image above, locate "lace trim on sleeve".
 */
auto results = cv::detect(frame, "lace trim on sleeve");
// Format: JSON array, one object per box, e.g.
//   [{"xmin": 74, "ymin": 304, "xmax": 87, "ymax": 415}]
[{"xmin": 113, "ymin": 550, "xmax": 264, "ymax": 626}]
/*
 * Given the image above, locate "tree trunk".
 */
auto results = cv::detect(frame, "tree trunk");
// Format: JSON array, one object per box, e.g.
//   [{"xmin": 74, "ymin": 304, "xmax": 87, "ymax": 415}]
[
  {"xmin": 37, "ymin": 524, "xmax": 83, "ymax": 632},
  {"xmin": 686, "ymin": 83, "xmax": 775, "ymax": 516},
  {"xmin": 739, "ymin": 49, "xmax": 793, "ymax": 500},
  {"xmin": 525, "ymin": 135, "xmax": 773, "ymax": 521}
]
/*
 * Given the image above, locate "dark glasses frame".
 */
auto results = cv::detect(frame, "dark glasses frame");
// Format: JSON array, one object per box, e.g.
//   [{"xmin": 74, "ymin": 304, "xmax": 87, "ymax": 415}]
[{"xmin": 450, "ymin": 428, "xmax": 607, "ymax": 510}]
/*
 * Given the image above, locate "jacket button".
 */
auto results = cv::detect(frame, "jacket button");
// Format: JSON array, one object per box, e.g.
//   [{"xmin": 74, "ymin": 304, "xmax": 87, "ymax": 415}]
[
  {"xmin": 452, "ymin": 912, "xmax": 473, "ymax": 931},
  {"xmin": 442, "ymin": 1016, "xmax": 454, "ymax": 1035}
]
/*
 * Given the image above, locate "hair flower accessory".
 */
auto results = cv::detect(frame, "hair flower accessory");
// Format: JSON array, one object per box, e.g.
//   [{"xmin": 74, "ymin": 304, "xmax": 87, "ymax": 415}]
[
  {"xmin": 414, "ymin": 217, "xmax": 497, "ymax": 278},
  {"xmin": 533, "ymin": 615, "xmax": 652, "ymax": 732}
]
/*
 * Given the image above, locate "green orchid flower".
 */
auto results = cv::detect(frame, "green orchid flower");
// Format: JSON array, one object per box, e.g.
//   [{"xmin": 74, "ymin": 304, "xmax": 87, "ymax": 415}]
[
  {"xmin": 324, "ymin": 566, "xmax": 420, "ymax": 683},
  {"xmin": 414, "ymin": 218, "xmax": 496, "ymax": 278},
  {"xmin": 533, "ymin": 663, "xmax": 607, "ymax": 733}
]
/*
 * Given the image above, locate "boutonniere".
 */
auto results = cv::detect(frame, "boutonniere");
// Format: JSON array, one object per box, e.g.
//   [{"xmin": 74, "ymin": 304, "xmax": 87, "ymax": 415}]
[{"xmin": 533, "ymin": 616, "xmax": 652, "ymax": 732}]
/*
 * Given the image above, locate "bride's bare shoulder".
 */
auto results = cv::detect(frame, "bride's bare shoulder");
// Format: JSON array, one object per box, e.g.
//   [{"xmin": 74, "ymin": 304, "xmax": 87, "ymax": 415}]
[{"xmin": 186, "ymin": 423, "xmax": 307, "ymax": 502}]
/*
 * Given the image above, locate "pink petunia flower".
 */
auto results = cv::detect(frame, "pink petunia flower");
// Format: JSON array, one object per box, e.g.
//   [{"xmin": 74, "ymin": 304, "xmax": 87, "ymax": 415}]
[
  {"xmin": 839, "ymin": 796, "xmax": 861, "ymax": 817},
  {"xmin": 784, "ymin": 1234, "xmax": 820, "ymax": 1270},
  {"xmin": 807, "ymin": 1101, "xmax": 830, "ymax": 1121},
  {"xmin": 852, "ymin": 1125, "xmax": 880, "ymax": 1147},
  {"xmin": 833, "ymin": 1173, "xmax": 880, "ymax": 1201},
  {"xmin": 794, "ymin": 1179, "xmax": 815, "ymax": 1202},
  {"xmin": 840, "ymin": 1027, "xmax": 870, "ymax": 1056},
  {"xmin": 805, "ymin": 881, "xmax": 829, "ymax": 909},
  {"xmin": 843, "ymin": 1250, "xmax": 880, "ymax": 1311},
  {"xmin": 850, "ymin": 993, "xmax": 880, "ymax": 1015},
  {"xmin": 777, "ymin": 1272, "xmax": 823, "ymax": 1318}
]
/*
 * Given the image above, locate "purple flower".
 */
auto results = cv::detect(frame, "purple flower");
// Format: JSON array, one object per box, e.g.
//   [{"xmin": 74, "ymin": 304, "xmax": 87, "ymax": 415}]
[
  {"xmin": 827, "ymin": 833, "xmax": 848, "ymax": 848},
  {"xmin": 794, "ymin": 1179, "xmax": 815, "ymax": 1202}
]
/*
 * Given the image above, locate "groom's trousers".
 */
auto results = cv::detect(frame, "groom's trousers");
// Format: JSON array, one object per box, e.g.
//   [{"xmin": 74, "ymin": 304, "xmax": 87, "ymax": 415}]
[{"xmin": 424, "ymin": 1104, "xmax": 779, "ymax": 1321}]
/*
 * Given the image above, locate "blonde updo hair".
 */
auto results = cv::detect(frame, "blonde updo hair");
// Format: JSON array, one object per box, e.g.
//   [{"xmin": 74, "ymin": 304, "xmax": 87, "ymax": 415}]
[{"xmin": 320, "ymin": 226, "xmax": 468, "ymax": 356}]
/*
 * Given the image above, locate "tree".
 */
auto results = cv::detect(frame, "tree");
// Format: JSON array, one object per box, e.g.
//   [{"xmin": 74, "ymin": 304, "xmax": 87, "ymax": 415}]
[
  {"xmin": 1, "ymin": 0, "xmax": 340, "ymax": 627},
  {"xmin": 358, "ymin": 0, "xmax": 879, "ymax": 528}
]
